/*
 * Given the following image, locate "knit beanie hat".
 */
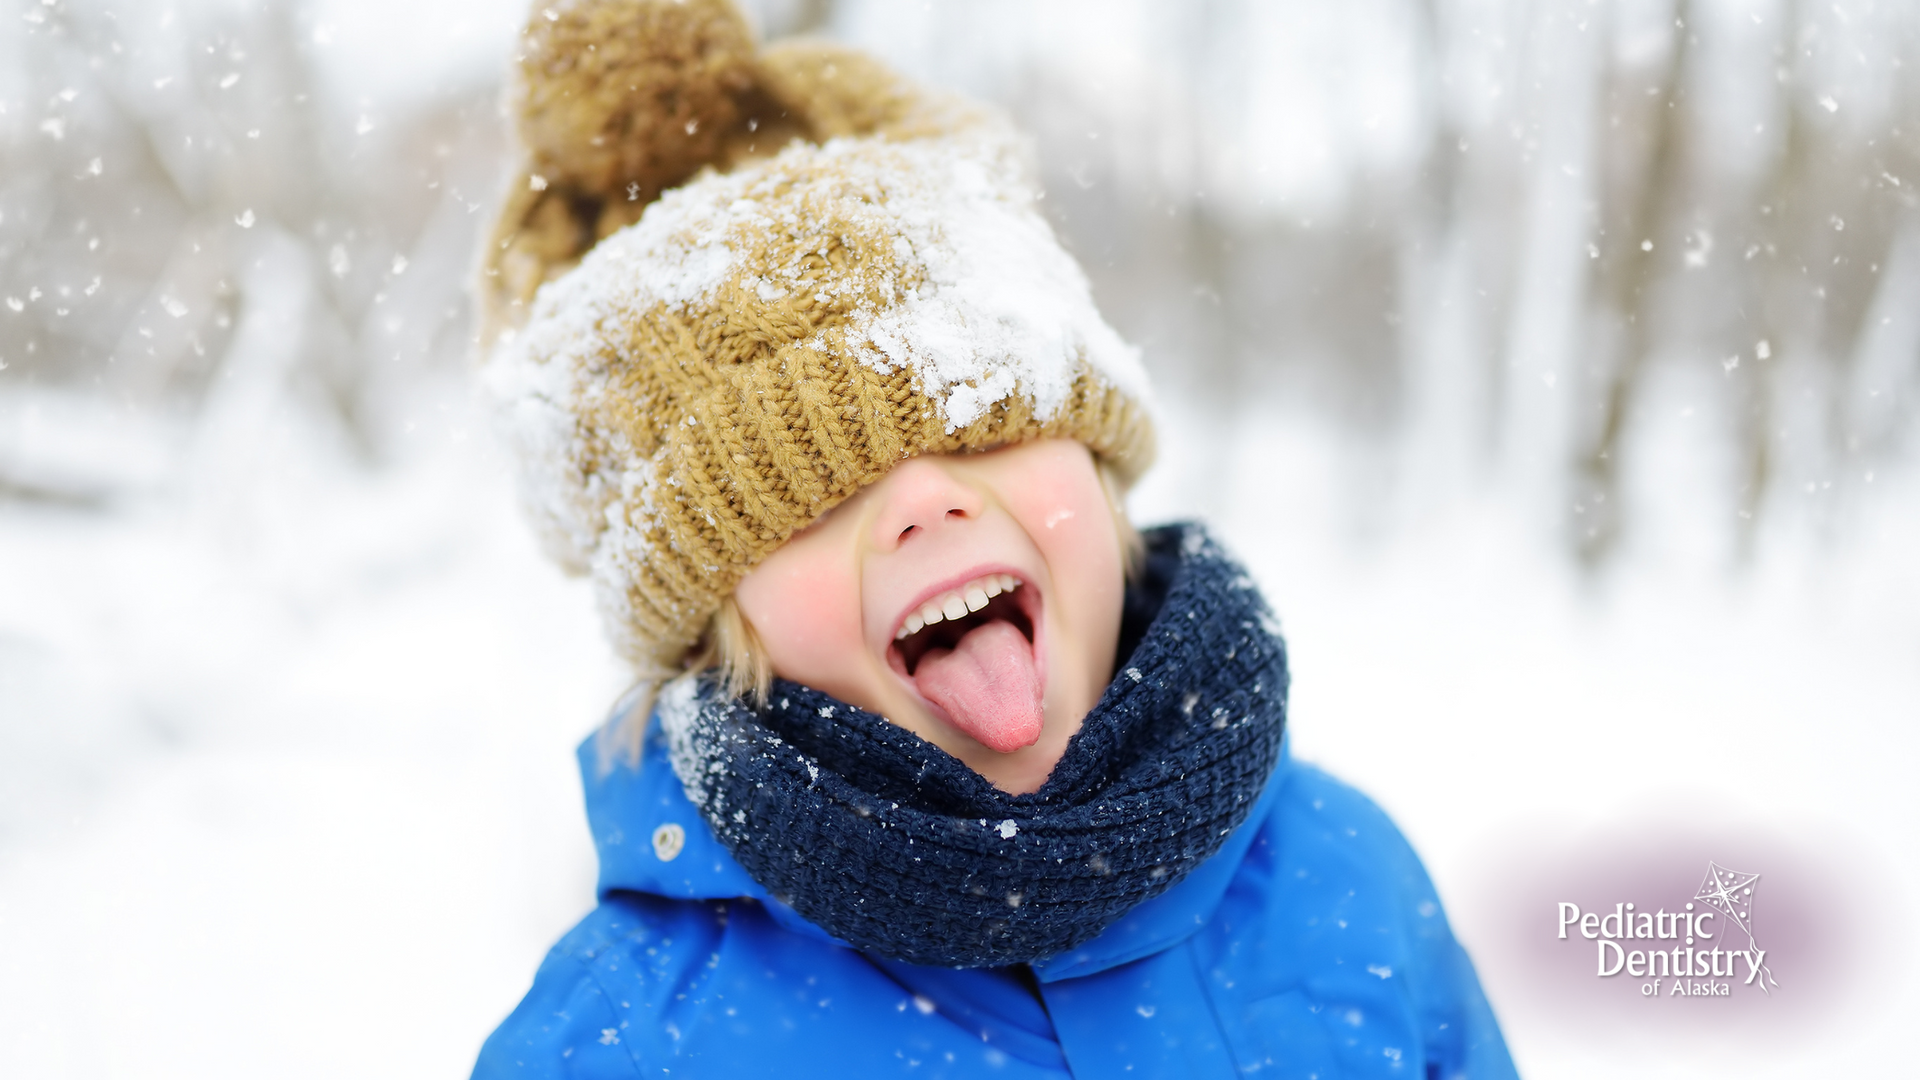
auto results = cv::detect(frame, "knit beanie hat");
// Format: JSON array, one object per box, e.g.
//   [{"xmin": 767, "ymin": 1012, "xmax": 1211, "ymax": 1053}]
[{"xmin": 479, "ymin": 0, "xmax": 1156, "ymax": 675}]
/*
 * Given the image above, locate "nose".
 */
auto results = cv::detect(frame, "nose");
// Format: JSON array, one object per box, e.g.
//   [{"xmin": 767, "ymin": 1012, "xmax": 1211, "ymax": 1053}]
[{"xmin": 868, "ymin": 456, "xmax": 985, "ymax": 552}]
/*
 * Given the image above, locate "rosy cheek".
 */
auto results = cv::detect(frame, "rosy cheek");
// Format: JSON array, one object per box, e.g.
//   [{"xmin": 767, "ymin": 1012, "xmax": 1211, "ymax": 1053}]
[
  {"xmin": 738, "ymin": 562, "xmax": 864, "ymax": 682},
  {"xmin": 1003, "ymin": 450, "xmax": 1107, "ymax": 563},
  {"xmin": 1035, "ymin": 506, "xmax": 1113, "ymax": 598}
]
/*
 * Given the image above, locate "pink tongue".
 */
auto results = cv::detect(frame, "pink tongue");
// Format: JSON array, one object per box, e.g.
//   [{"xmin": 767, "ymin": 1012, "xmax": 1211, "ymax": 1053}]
[{"xmin": 913, "ymin": 619, "xmax": 1044, "ymax": 753}]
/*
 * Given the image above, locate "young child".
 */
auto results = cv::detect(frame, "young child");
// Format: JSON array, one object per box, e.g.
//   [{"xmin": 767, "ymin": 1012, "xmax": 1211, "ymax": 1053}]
[{"xmin": 473, "ymin": 1, "xmax": 1518, "ymax": 1076}]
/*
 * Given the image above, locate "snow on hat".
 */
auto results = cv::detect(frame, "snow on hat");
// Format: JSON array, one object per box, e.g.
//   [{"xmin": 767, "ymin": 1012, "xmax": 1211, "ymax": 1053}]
[{"xmin": 479, "ymin": 0, "xmax": 1156, "ymax": 675}]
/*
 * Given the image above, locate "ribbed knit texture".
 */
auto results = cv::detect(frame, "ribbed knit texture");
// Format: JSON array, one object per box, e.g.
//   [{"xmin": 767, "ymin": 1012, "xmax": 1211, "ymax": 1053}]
[
  {"xmin": 658, "ymin": 524, "xmax": 1288, "ymax": 968},
  {"xmin": 479, "ymin": 0, "xmax": 1155, "ymax": 673}
]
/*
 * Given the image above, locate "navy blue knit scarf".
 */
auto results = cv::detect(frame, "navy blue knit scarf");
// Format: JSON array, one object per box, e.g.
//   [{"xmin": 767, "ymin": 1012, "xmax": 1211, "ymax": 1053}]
[{"xmin": 659, "ymin": 523, "xmax": 1288, "ymax": 968}]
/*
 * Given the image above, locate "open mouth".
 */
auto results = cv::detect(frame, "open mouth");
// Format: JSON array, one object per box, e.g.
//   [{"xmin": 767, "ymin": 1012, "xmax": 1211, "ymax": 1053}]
[
  {"xmin": 886, "ymin": 573, "xmax": 1045, "ymax": 753},
  {"xmin": 891, "ymin": 573, "xmax": 1033, "ymax": 674}
]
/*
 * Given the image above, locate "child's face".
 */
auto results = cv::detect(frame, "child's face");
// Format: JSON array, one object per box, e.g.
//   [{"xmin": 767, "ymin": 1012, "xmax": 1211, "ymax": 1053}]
[{"xmin": 734, "ymin": 439, "xmax": 1125, "ymax": 794}]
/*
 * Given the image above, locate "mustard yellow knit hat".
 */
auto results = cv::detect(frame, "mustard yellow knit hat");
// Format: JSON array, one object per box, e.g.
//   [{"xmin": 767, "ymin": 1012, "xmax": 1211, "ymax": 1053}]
[{"xmin": 479, "ymin": 0, "xmax": 1156, "ymax": 674}]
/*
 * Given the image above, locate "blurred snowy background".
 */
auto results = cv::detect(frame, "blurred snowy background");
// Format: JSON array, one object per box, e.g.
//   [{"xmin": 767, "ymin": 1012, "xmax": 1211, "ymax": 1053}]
[{"xmin": 2, "ymin": 0, "xmax": 1915, "ymax": 1076}]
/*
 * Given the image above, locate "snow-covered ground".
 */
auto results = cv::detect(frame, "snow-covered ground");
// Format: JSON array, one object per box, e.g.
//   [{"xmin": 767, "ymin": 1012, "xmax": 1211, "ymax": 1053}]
[
  {"xmin": 0, "ymin": 380, "xmax": 618, "ymax": 1076},
  {"xmin": 2, "ymin": 373, "xmax": 1913, "ymax": 1078}
]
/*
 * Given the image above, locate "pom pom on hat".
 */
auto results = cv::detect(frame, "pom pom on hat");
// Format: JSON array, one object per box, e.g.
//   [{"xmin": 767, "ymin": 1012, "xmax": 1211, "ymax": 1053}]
[
  {"xmin": 479, "ymin": 0, "xmax": 1155, "ymax": 675},
  {"xmin": 514, "ymin": 0, "xmax": 757, "ymax": 198}
]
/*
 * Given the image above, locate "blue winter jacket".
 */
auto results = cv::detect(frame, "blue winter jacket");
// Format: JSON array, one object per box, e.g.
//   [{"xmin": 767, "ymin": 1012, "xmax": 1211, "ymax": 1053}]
[{"xmin": 473, "ymin": 721, "xmax": 1518, "ymax": 1078}]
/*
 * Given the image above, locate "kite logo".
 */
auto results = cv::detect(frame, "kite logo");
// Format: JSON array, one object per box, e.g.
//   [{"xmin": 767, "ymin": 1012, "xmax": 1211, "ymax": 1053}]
[
  {"xmin": 1555, "ymin": 861, "xmax": 1780, "ymax": 999},
  {"xmin": 1692, "ymin": 862, "xmax": 1777, "ymax": 994}
]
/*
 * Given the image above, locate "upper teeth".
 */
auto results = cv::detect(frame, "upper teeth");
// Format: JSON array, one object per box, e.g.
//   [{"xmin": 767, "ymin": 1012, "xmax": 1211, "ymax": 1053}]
[{"xmin": 895, "ymin": 574, "xmax": 1021, "ymax": 639}]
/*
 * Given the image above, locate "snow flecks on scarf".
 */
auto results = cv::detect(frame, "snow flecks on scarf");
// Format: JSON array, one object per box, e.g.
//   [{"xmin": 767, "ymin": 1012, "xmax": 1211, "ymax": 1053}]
[{"xmin": 661, "ymin": 523, "xmax": 1288, "ymax": 968}]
